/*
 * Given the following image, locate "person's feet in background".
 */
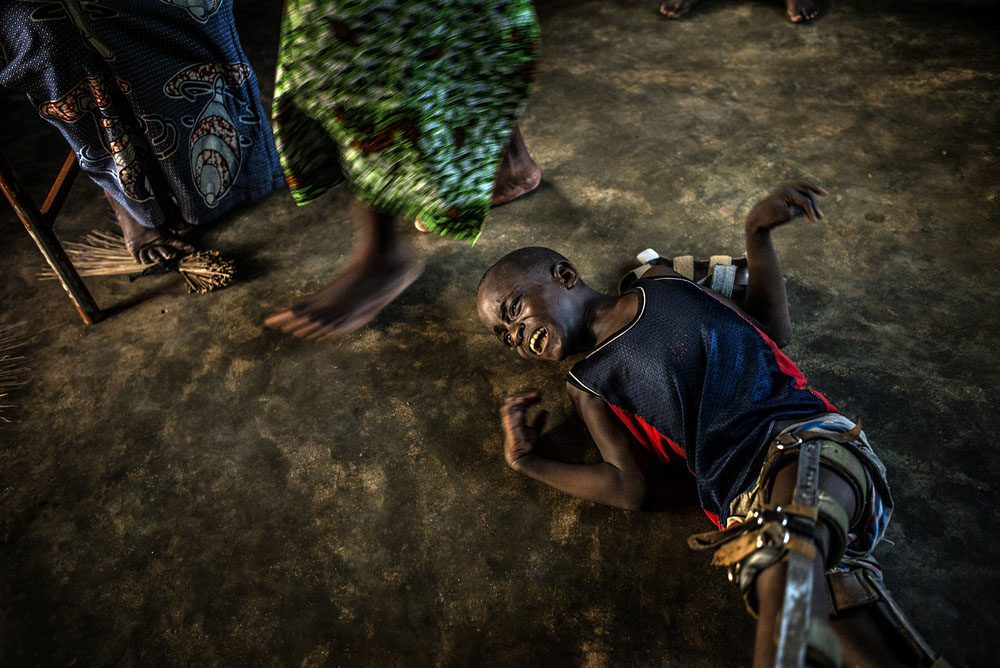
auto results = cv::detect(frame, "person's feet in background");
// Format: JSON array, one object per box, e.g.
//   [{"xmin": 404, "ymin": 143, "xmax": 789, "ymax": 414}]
[
  {"xmin": 659, "ymin": 0, "xmax": 699, "ymax": 19},
  {"xmin": 785, "ymin": 0, "xmax": 820, "ymax": 23},
  {"xmin": 660, "ymin": 0, "xmax": 823, "ymax": 23}
]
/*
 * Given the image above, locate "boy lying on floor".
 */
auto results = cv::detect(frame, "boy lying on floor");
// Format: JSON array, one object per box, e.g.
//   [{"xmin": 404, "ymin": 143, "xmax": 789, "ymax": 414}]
[{"xmin": 476, "ymin": 182, "xmax": 947, "ymax": 668}]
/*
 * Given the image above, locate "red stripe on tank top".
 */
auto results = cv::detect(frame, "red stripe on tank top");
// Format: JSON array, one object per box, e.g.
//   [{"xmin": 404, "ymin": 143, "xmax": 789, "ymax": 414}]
[
  {"xmin": 607, "ymin": 404, "xmax": 725, "ymax": 529},
  {"xmin": 607, "ymin": 403, "xmax": 686, "ymax": 462}
]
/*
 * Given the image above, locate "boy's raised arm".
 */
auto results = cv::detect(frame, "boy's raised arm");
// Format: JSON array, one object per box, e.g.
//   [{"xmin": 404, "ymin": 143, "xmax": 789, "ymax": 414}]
[
  {"xmin": 741, "ymin": 180, "xmax": 827, "ymax": 348},
  {"xmin": 499, "ymin": 387, "xmax": 651, "ymax": 511}
]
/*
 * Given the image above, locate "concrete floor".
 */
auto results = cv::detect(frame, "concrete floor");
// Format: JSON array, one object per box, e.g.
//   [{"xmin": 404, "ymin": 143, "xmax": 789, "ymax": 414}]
[{"xmin": 2, "ymin": 1, "xmax": 998, "ymax": 666}]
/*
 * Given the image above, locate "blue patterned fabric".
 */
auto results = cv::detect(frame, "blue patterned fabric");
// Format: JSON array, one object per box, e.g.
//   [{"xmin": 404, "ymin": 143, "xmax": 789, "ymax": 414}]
[{"xmin": 0, "ymin": 0, "xmax": 285, "ymax": 230}]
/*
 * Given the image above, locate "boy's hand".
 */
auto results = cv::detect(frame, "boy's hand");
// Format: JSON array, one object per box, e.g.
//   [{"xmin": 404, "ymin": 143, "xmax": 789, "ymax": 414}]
[
  {"xmin": 746, "ymin": 181, "xmax": 827, "ymax": 233},
  {"xmin": 500, "ymin": 389, "xmax": 548, "ymax": 472}
]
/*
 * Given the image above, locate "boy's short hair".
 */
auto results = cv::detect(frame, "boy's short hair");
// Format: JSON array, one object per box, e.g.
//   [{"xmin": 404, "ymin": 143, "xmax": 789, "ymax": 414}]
[{"xmin": 478, "ymin": 247, "xmax": 569, "ymax": 294}]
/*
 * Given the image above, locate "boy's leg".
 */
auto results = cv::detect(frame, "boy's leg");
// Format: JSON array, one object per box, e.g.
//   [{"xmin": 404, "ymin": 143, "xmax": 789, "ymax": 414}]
[
  {"xmin": 753, "ymin": 461, "xmax": 911, "ymax": 668},
  {"xmin": 752, "ymin": 461, "xmax": 854, "ymax": 668}
]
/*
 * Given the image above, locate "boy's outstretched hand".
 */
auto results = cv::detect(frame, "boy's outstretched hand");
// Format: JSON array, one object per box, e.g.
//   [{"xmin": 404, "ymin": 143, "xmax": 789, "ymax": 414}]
[
  {"xmin": 746, "ymin": 180, "xmax": 827, "ymax": 233},
  {"xmin": 501, "ymin": 389, "xmax": 548, "ymax": 472}
]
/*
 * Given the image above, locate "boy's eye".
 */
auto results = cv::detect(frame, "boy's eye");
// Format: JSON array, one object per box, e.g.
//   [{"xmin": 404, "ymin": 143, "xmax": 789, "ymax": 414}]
[
  {"xmin": 503, "ymin": 331, "xmax": 512, "ymax": 346},
  {"xmin": 510, "ymin": 295, "xmax": 522, "ymax": 318}
]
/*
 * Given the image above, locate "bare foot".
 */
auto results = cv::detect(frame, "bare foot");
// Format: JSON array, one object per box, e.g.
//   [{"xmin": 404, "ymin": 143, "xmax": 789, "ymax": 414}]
[
  {"xmin": 265, "ymin": 255, "xmax": 423, "ymax": 339},
  {"xmin": 660, "ymin": 0, "xmax": 700, "ymax": 19},
  {"xmin": 105, "ymin": 192, "xmax": 193, "ymax": 264},
  {"xmin": 786, "ymin": 0, "xmax": 820, "ymax": 22},
  {"xmin": 265, "ymin": 206, "xmax": 423, "ymax": 339},
  {"xmin": 491, "ymin": 124, "xmax": 541, "ymax": 206}
]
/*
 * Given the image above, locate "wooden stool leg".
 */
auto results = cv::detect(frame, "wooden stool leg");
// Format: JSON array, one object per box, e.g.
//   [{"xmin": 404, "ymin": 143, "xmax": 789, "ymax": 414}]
[{"xmin": 0, "ymin": 149, "xmax": 102, "ymax": 324}]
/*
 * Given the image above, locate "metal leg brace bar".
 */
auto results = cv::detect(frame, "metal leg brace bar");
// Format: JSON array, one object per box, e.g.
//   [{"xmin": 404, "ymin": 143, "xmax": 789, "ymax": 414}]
[{"xmin": 775, "ymin": 437, "xmax": 822, "ymax": 668}]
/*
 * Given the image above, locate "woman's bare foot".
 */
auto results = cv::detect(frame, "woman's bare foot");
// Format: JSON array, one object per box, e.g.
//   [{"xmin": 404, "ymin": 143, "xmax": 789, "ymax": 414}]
[
  {"xmin": 660, "ymin": 0, "xmax": 700, "ymax": 19},
  {"xmin": 265, "ymin": 206, "xmax": 423, "ymax": 340},
  {"xmin": 105, "ymin": 192, "xmax": 193, "ymax": 264},
  {"xmin": 491, "ymin": 124, "xmax": 541, "ymax": 206},
  {"xmin": 786, "ymin": 0, "xmax": 820, "ymax": 22}
]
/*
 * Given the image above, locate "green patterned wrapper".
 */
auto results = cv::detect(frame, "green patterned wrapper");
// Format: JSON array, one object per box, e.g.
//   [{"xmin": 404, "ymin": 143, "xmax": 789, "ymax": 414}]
[{"xmin": 273, "ymin": 0, "xmax": 539, "ymax": 242}]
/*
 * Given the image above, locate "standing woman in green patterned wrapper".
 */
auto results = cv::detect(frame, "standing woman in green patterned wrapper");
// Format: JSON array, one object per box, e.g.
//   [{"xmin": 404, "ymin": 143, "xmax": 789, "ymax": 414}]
[{"xmin": 266, "ymin": 1, "xmax": 542, "ymax": 339}]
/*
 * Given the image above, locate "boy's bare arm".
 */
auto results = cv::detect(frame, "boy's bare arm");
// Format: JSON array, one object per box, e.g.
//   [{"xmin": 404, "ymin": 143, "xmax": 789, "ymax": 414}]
[
  {"xmin": 741, "ymin": 181, "xmax": 827, "ymax": 347},
  {"xmin": 500, "ymin": 387, "xmax": 651, "ymax": 510}
]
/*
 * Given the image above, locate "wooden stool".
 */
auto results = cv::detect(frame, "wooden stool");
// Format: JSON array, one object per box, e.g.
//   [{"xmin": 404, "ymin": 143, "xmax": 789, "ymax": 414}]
[{"xmin": 0, "ymin": 147, "xmax": 101, "ymax": 324}]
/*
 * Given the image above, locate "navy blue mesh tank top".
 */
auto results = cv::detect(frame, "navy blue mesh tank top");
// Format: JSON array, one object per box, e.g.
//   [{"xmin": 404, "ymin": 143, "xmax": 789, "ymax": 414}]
[{"xmin": 566, "ymin": 277, "xmax": 836, "ymax": 524}]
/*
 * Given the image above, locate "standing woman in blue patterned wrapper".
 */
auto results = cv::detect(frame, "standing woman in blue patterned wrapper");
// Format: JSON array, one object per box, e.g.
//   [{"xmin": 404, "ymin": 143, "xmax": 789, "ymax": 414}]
[
  {"xmin": 265, "ymin": 0, "xmax": 542, "ymax": 340},
  {"xmin": 0, "ymin": 1, "xmax": 286, "ymax": 263}
]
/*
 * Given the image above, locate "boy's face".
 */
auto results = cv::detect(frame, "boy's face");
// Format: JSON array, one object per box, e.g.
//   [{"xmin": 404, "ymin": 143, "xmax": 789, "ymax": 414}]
[{"xmin": 477, "ymin": 266, "xmax": 581, "ymax": 362}]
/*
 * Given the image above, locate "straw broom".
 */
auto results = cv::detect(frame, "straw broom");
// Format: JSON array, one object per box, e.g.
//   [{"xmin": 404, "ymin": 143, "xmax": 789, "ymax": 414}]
[
  {"xmin": 38, "ymin": 229, "xmax": 236, "ymax": 293},
  {"xmin": 0, "ymin": 321, "xmax": 30, "ymax": 423}
]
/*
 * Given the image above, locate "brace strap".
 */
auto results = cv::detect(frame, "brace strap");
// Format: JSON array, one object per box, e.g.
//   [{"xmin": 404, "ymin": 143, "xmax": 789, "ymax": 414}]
[
  {"xmin": 689, "ymin": 505, "xmax": 823, "ymax": 568},
  {"xmin": 827, "ymin": 567, "xmax": 882, "ymax": 615},
  {"xmin": 708, "ymin": 254, "xmax": 732, "ymax": 274},
  {"xmin": 774, "ymin": 421, "xmax": 862, "ymax": 448},
  {"xmin": 710, "ymin": 263, "xmax": 737, "ymax": 297},
  {"xmin": 672, "ymin": 255, "xmax": 695, "ymax": 280},
  {"xmin": 690, "ymin": 494, "xmax": 852, "ymax": 572},
  {"xmin": 622, "ymin": 249, "xmax": 661, "ymax": 287},
  {"xmin": 824, "ymin": 493, "xmax": 851, "ymax": 564}
]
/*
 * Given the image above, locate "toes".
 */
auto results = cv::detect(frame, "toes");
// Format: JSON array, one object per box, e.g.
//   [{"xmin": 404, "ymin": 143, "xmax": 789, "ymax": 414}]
[
  {"xmin": 267, "ymin": 260, "xmax": 423, "ymax": 340},
  {"xmin": 793, "ymin": 180, "xmax": 827, "ymax": 195},
  {"xmin": 131, "ymin": 234, "xmax": 194, "ymax": 265},
  {"xmin": 660, "ymin": 2, "xmax": 685, "ymax": 18},
  {"xmin": 788, "ymin": 3, "xmax": 819, "ymax": 22},
  {"xmin": 264, "ymin": 309, "xmax": 298, "ymax": 329},
  {"xmin": 169, "ymin": 238, "xmax": 195, "ymax": 253},
  {"xmin": 281, "ymin": 316, "xmax": 309, "ymax": 334},
  {"xmin": 298, "ymin": 319, "xmax": 331, "ymax": 339}
]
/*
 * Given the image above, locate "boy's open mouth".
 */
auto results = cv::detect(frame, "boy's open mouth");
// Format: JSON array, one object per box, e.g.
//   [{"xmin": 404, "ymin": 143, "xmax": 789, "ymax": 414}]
[{"xmin": 529, "ymin": 327, "xmax": 548, "ymax": 355}]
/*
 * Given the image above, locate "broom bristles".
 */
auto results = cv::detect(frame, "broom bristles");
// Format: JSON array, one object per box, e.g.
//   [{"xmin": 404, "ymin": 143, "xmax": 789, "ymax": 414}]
[
  {"xmin": 38, "ymin": 229, "xmax": 236, "ymax": 293},
  {"xmin": 0, "ymin": 321, "xmax": 30, "ymax": 423}
]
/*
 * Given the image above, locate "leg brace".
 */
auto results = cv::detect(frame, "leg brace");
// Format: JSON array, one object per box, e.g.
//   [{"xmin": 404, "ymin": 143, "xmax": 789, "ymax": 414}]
[
  {"xmin": 689, "ymin": 424, "xmax": 870, "ymax": 668},
  {"xmin": 827, "ymin": 555, "xmax": 953, "ymax": 667}
]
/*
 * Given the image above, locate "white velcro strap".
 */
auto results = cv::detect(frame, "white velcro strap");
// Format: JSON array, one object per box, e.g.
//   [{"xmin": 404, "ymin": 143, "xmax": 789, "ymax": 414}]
[
  {"xmin": 711, "ymin": 263, "xmax": 737, "ymax": 297},
  {"xmin": 636, "ymin": 248, "xmax": 660, "ymax": 264}
]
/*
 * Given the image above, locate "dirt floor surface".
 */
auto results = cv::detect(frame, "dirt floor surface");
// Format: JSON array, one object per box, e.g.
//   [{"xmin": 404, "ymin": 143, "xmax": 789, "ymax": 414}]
[{"xmin": 1, "ymin": 1, "xmax": 998, "ymax": 666}]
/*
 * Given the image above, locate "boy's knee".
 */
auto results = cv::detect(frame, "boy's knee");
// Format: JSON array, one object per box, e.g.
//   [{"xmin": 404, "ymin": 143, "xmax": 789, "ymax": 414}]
[
  {"xmin": 768, "ymin": 441, "xmax": 869, "ymax": 567},
  {"xmin": 688, "ymin": 438, "xmax": 875, "ymax": 615}
]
